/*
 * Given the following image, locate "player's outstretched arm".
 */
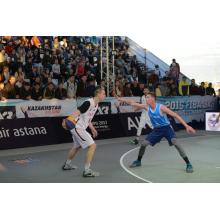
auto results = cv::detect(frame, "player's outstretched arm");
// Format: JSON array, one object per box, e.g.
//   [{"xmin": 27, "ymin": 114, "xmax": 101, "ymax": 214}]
[
  {"xmin": 161, "ymin": 105, "xmax": 196, "ymax": 134},
  {"xmin": 117, "ymin": 97, "xmax": 146, "ymax": 109}
]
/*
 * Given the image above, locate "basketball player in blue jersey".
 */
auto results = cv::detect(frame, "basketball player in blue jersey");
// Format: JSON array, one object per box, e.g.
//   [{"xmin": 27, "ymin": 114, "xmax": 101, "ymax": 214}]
[{"xmin": 118, "ymin": 92, "xmax": 195, "ymax": 173}]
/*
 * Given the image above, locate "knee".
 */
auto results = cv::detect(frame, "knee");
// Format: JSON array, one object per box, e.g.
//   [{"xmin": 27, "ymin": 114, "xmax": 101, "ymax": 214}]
[
  {"xmin": 141, "ymin": 140, "xmax": 150, "ymax": 147},
  {"xmin": 171, "ymin": 138, "xmax": 177, "ymax": 145},
  {"xmin": 89, "ymin": 143, "xmax": 96, "ymax": 150}
]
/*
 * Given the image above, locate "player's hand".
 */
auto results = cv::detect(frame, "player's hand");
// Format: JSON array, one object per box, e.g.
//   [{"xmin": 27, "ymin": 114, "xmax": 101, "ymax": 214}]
[
  {"xmin": 91, "ymin": 129, "xmax": 98, "ymax": 138},
  {"xmin": 186, "ymin": 125, "xmax": 196, "ymax": 134}
]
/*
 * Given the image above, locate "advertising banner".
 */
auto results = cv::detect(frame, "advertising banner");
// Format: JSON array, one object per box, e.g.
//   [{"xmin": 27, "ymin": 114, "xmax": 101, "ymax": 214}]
[
  {"xmin": 15, "ymin": 99, "xmax": 77, "ymax": 118},
  {"xmin": 0, "ymin": 113, "xmax": 152, "ymax": 149},
  {"xmin": 205, "ymin": 112, "xmax": 220, "ymax": 131},
  {"xmin": 157, "ymin": 96, "xmax": 217, "ymax": 123}
]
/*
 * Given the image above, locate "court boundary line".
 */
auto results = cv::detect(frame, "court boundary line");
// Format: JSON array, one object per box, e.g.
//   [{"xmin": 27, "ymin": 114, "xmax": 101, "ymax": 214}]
[
  {"xmin": 120, "ymin": 146, "xmax": 153, "ymax": 183},
  {"xmin": 119, "ymin": 134, "xmax": 220, "ymax": 183}
]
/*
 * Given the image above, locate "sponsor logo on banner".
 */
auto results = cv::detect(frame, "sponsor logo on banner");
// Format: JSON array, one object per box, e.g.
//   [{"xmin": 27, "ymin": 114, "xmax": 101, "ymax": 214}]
[
  {"xmin": 0, "ymin": 106, "xmax": 16, "ymax": 119},
  {"xmin": 96, "ymin": 102, "xmax": 112, "ymax": 115},
  {"xmin": 205, "ymin": 112, "xmax": 220, "ymax": 131},
  {"xmin": 15, "ymin": 99, "xmax": 77, "ymax": 118},
  {"xmin": 0, "ymin": 126, "xmax": 47, "ymax": 139},
  {"xmin": 157, "ymin": 96, "xmax": 217, "ymax": 123}
]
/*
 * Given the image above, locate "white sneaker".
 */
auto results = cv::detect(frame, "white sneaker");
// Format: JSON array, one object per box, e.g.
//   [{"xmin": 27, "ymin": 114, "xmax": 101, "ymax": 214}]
[
  {"xmin": 83, "ymin": 169, "xmax": 100, "ymax": 177},
  {"xmin": 62, "ymin": 163, "xmax": 78, "ymax": 170}
]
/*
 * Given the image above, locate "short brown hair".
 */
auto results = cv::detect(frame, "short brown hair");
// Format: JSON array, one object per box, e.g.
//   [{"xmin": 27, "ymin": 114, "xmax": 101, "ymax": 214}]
[
  {"xmin": 147, "ymin": 92, "xmax": 156, "ymax": 99},
  {"xmin": 94, "ymin": 86, "xmax": 105, "ymax": 96}
]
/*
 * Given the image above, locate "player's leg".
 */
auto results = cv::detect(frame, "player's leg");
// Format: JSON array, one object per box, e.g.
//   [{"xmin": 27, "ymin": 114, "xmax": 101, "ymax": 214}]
[
  {"xmin": 130, "ymin": 113, "xmax": 145, "ymax": 145},
  {"xmin": 171, "ymin": 138, "xmax": 193, "ymax": 173},
  {"xmin": 130, "ymin": 129, "xmax": 162, "ymax": 168},
  {"xmin": 165, "ymin": 126, "xmax": 193, "ymax": 173},
  {"xmin": 62, "ymin": 145, "xmax": 81, "ymax": 170},
  {"xmin": 83, "ymin": 143, "xmax": 100, "ymax": 177},
  {"xmin": 62, "ymin": 130, "xmax": 81, "ymax": 170},
  {"xmin": 73, "ymin": 129, "xmax": 100, "ymax": 177}
]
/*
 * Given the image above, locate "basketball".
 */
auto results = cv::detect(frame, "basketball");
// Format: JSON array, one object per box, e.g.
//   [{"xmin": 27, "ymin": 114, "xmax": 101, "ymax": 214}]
[{"xmin": 62, "ymin": 116, "xmax": 77, "ymax": 130}]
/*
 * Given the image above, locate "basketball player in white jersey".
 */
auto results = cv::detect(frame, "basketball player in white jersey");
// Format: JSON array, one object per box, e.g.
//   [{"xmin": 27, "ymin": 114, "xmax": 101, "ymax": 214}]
[
  {"xmin": 130, "ymin": 87, "xmax": 153, "ymax": 145},
  {"xmin": 62, "ymin": 86, "xmax": 106, "ymax": 177}
]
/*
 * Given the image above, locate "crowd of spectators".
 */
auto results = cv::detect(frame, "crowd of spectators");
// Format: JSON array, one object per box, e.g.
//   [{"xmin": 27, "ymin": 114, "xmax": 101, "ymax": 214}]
[{"xmin": 0, "ymin": 36, "xmax": 217, "ymax": 101}]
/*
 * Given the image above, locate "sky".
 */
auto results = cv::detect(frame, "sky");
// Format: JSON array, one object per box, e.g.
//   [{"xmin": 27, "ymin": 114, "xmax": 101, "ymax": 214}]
[
  {"xmin": 128, "ymin": 0, "xmax": 220, "ymax": 84},
  {"xmin": 1, "ymin": 0, "xmax": 220, "ymax": 84}
]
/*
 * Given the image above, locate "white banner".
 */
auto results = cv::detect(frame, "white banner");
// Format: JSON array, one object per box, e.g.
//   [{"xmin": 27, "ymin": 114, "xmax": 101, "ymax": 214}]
[
  {"xmin": 205, "ymin": 112, "xmax": 220, "ymax": 131},
  {"xmin": 0, "ymin": 96, "xmax": 218, "ymax": 121},
  {"xmin": 15, "ymin": 99, "xmax": 77, "ymax": 118}
]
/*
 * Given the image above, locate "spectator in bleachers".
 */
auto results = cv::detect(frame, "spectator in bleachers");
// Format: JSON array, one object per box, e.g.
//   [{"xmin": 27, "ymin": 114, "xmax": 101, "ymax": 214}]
[
  {"xmin": 15, "ymin": 74, "xmax": 25, "ymax": 90},
  {"xmin": 116, "ymin": 55, "xmax": 126, "ymax": 76},
  {"xmin": 136, "ymin": 82, "xmax": 145, "ymax": 97},
  {"xmin": 20, "ymin": 82, "xmax": 32, "ymax": 100},
  {"xmin": 148, "ymin": 70, "xmax": 159, "ymax": 91},
  {"xmin": 123, "ymin": 82, "xmax": 133, "ymax": 97},
  {"xmin": 85, "ymin": 77, "xmax": 96, "ymax": 97},
  {"xmin": 76, "ymin": 75, "xmax": 87, "ymax": 97},
  {"xmin": 31, "ymin": 82, "xmax": 43, "ymax": 101},
  {"xmin": 76, "ymin": 60, "xmax": 85, "ymax": 78},
  {"xmin": 31, "ymin": 36, "xmax": 41, "ymax": 48},
  {"xmin": 130, "ymin": 55, "xmax": 138, "ymax": 69},
  {"xmin": 16, "ymin": 46, "xmax": 26, "ymax": 67},
  {"xmin": 43, "ymin": 82, "xmax": 55, "ymax": 99},
  {"xmin": 112, "ymin": 79, "xmax": 123, "ymax": 97},
  {"xmin": 198, "ymin": 82, "xmax": 206, "ymax": 96},
  {"xmin": 14, "ymin": 66, "xmax": 25, "ymax": 80},
  {"xmin": 0, "ymin": 82, "xmax": 7, "ymax": 101},
  {"xmin": 1, "ymin": 66, "xmax": 10, "ymax": 84},
  {"xmin": 24, "ymin": 57, "xmax": 33, "ymax": 77},
  {"xmin": 27, "ymin": 66, "xmax": 40, "ymax": 85},
  {"xmin": 206, "ymin": 83, "xmax": 216, "ymax": 96},
  {"xmin": 3, "ymin": 76, "xmax": 20, "ymax": 99},
  {"xmin": 53, "ymin": 37, "xmax": 60, "ymax": 49},
  {"xmin": 159, "ymin": 77, "xmax": 170, "ymax": 96},
  {"xmin": 128, "ymin": 67, "xmax": 138, "ymax": 82},
  {"xmin": 154, "ymin": 64, "xmax": 161, "ymax": 78},
  {"xmin": 178, "ymin": 76, "xmax": 189, "ymax": 96},
  {"xmin": 63, "ymin": 74, "xmax": 77, "ymax": 99},
  {"xmin": 189, "ymin": 79, "xmax": 199, "ymax": 95},
  {"xmin": 0, "ymin": 49, "xmax": 6, "ymax": 72},
  {"xmin": 170, "ymin": 58, "xmax": 180, "ymax": 81},
  {"xmin": 32, "ymin": 48, "xmax": 41, "ymax": 67},
  {"xmin": 52, "ymin": 58, "xmax": 61, "ymax": 82},
  {"xmin": 155, "ymin": 83, "xmax": 162, "ymax": 97},
  {"xmin": 42, "ymin": 50, "xmax": 52, "ymax": 69},
  {"xmin": 55, "ymin": 82, "xmax": 67, "ymax": 100},
  {"xmin": 130, "ymin": 80, "xmax": 140, "ymax": 96},
  {"xmin": 168, "ymin": 78, "xmax": 178, "ymax": 96}
]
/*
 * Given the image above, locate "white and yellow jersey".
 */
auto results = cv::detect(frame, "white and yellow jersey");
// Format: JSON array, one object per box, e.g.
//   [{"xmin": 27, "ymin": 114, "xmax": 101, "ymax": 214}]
[{"xmin": 75, "ymin": 98, "xmax": 98, "ymax": 129}]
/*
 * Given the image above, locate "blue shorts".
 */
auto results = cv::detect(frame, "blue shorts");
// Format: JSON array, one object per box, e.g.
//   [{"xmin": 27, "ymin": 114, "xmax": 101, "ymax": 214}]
[{"xmin": 146, "ymin": 125, "xmax": 176, "ymax": 146}]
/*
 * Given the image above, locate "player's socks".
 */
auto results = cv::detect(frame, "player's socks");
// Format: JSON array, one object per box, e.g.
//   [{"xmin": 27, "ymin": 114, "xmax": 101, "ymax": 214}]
[
  {"xmin": 183, "ymin": 156, "xmax": 190, "ymax": 165},
  {"xmin": 84, "ymin": 163, "xmax": 91, "ymax": 171},
  {"xmin": 137, "ymin": 156, "xmax": 142, "ymax": 161},
  {"xmin": 66, "ymin": 159, "xmax": 72, "ymax": 165}
]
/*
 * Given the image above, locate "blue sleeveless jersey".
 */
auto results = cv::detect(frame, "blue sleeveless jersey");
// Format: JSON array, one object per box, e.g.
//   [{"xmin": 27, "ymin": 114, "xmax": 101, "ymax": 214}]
[{"xmin": 148, "ymin": 103, "xmax": 170, "ymax": 128}]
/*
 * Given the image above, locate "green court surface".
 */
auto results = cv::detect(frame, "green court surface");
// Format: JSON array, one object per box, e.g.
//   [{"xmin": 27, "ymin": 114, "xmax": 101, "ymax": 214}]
[{"xmin": 0, "ymin": 130, "xmax": 220, "ymax": 183}]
